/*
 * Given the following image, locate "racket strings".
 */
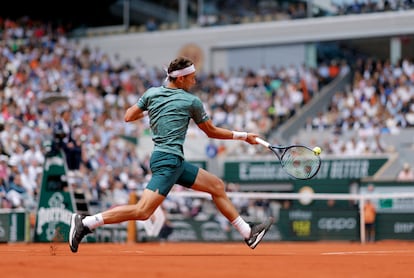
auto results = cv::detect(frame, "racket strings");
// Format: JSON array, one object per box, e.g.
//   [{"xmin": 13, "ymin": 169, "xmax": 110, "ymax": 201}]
[{"xmin": 281, "ymin": 147, "xmax": 320, "ymax": 179}]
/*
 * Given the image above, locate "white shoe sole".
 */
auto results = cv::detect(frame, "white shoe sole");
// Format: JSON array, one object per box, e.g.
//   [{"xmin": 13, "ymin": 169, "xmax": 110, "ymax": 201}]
[
  {"xmin": 69, "ymin": 213, "xmax": 76, "ymax": 251},
  {"xmin": 249, "ymin": 229, "xmax": 267, "ymax": 249}
]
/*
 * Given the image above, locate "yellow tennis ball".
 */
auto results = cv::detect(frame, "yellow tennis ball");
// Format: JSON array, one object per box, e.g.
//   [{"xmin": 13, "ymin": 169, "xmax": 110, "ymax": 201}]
[{"xmin": 313, "ymin": 146, "xmax": 322, "ymax": 155}]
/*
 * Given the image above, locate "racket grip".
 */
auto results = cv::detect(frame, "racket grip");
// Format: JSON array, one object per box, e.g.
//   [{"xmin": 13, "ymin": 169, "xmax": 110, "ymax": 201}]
[{"xmin": 255, "ymin": 137, "xmax": 270, "ymax": 148}]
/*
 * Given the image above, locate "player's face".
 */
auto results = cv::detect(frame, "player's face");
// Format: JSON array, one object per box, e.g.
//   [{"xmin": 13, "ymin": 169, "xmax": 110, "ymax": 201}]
[{"xmin": 180, "ymin": 72, "xmax": 196, "ymax": 91}]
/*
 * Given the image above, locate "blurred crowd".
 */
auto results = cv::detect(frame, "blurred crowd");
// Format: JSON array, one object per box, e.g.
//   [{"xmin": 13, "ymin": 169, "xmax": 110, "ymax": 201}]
[
  {"xmin": 148, "ymin": 0, "xmax": 414, "ymax": 30},
  {"xmin": 305, "ymin": 57, "xmax": 414, "ymax": 156},
  {"xmin": 0, "ymin": 17, "xmax": 153, "ymax": 211},
  {"xmin": 332, "ymin": 0, "xmax": 414, "ymax": 15}
]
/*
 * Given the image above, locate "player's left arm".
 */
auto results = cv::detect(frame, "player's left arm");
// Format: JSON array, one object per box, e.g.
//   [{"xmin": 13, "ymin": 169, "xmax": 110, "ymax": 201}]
[
  {"xmin": 124, "ymin": 104, "xmax": 146, "ymax": 122},
  {"xmin": 197, "ymin": 119, "xmax": 258, "ymax": 144}
]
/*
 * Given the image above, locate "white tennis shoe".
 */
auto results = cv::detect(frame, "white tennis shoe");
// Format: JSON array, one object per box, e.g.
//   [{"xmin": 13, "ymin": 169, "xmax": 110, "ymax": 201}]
[
  {"xmin": 245, "ymin": 217, "xmax": 275, "ymax": 249},
  {"xmin": 69, "ymin": 213, "xmax": 92, "ymax": 253}
]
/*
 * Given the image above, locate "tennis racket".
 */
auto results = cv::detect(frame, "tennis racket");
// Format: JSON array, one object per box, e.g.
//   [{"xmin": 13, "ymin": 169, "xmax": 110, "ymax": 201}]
[{"xmin": 255, "ymin": 137, "xmax": 321, "ymax": 180}]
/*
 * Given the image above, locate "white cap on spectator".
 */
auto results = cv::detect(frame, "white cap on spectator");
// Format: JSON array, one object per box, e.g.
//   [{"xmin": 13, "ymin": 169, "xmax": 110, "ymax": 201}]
[
  {"xmin": 127, "ymin": 179, "xmax": 137, "ymax": 190},
  {"xmin": 0, "ymin": 155, "xmax": 8, "ymax": 163},
  {"xmin": 8, "ymin": 155, "xmax": 19, "ymax": 167},
  {"xmin": 119, "ymin": 172, "xmax": 129, "ymax": 184}
]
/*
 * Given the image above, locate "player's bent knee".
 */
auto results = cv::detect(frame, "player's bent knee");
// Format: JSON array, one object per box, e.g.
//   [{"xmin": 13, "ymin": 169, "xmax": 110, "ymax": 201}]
[
  {"xmin": 210, "ymin": 180, "xmax": 226, "ymax": 196},
  {"xmin": 133, "ymin": 206, "xmax": 154, "ymax": 220}
]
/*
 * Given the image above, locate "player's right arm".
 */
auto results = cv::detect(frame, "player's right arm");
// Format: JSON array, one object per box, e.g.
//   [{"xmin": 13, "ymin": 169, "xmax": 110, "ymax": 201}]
[
  {"xmin": 197, "ymin": 119, "xmax": 258, "ymax": 144},
  {"xmin": 124, "ymin": 104, "xmax": 146, "ymax": 122}
]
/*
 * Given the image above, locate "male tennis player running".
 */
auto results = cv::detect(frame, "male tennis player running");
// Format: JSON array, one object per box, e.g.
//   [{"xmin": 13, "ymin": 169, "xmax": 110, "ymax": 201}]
[{"xmin": 69, "ymin": 57, "xmax": 274, "ymax": 252}]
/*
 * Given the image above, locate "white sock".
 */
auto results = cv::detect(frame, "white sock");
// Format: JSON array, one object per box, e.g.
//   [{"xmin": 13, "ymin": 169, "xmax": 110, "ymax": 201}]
[
  {"xmin": 231, "ymin": 216, "xmax": 251, "ymax": 239},
  {"xmin": 82, "ymin": 213, "xmax": 104, "ymax": 230}
]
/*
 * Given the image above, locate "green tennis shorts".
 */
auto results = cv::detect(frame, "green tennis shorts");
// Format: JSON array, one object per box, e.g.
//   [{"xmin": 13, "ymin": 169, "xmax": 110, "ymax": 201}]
[{"xmin": 146, "ymin": 151, "xmax": 199, "ymax": 196}]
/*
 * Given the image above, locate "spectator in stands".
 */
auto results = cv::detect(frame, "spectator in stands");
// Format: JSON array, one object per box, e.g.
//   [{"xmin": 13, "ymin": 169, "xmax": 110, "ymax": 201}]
[
  {"xmin": 20, "ymin": 162, "xmax": 38, "ymax": 201},
  {"xmin": 0, "ymin": 155, "xmax": 9, "ymax": 180},
  {"xmin": 205, "ymin": 140, "xmax": 218, "ymax": 158},
  {"xmin": 317, "ymin": 62, "xmax": 331, "ymax": 85},
  {"xmin": 145, "ymin": 17, "xmax": 158, "ymax": 31},
  {"xmin": 329, "ymin": 60, "xmax": 340, "ymax": 81},
  {"xmin": 397, "ymin": 163, "xmax": 414, "ymax": 181},
  {"xmin": 111, "ymin": 179, "xmax": 130, "ymax": 206},
  {"xmin": 5, "ymin": 174, "xmax": 27, "ymax": 208},
  {"xmin": 158, "ymin": 212, "xmax": 174, "ymax": 241},
  {"xmin": 364, "ymin": 199, "xmax": 376, "ymax": 242},
  {"xmin": 6, "ymin": 155, "xmax": 20, "ymax": 185},
  {"xmin": 85, "ymin": 174, "xmax": 104, "ymax": 210},
  {"xmin": 53, "ymin": 107, "xmax": 82, "ymax": 171},
  {"xmin": 0, "ymin": 176, "xmax": 9, "ymax": 208}
]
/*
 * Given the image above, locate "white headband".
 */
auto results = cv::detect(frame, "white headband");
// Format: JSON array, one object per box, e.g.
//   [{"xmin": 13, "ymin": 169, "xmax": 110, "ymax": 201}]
[{"xmin": 167, "ymin": 64, "xmax": 196, "ymax": 78}]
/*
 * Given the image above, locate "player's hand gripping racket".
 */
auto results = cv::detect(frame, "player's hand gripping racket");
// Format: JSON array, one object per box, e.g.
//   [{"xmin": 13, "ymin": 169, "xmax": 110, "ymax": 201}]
[{"xmin": 255, "ymin": 137, "xmax": 321, "ymax": 180}]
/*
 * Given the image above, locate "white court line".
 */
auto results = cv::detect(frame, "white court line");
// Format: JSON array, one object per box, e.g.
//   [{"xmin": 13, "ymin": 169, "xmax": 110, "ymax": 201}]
[
  {"xmin": 120, "ymin": 250, "xmax": 145, "ymax": 254},
  {"xmin": 0, "ymin": 249, "xmax": 29, "ymax": 252},
  {"xmin": 322, "ymin": 250, "xmax": 414, "ymax": 255}
]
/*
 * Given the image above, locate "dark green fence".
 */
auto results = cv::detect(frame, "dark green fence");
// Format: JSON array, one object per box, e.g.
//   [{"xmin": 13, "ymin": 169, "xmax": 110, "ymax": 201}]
[{"xmin": 0, "ymin": 209, "xmax": 29, "ymax": 242}]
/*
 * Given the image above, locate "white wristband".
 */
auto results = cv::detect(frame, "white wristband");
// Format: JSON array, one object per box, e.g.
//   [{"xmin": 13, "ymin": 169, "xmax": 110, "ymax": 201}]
[{"xmin": 232, "ymin": 131, "xmax": 248, "ymax": 140}]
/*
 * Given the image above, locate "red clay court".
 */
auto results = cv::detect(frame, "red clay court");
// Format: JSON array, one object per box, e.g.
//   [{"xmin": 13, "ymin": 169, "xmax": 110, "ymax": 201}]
[{"xmin": 1, "ymin": 241, "xmax": 413, "ymax": 278}]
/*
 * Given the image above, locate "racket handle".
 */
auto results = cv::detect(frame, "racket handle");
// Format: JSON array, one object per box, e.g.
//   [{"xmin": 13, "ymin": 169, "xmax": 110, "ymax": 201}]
[{"xmin": 255, "ymin": 137, "xmax": 270, "ymax": 148}]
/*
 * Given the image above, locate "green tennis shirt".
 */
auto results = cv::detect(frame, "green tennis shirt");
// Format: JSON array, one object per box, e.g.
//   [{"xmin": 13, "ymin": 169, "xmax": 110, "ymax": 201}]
[{"xmin": 137, "ymin": 86, "xmax": 209, "ymax": 159}]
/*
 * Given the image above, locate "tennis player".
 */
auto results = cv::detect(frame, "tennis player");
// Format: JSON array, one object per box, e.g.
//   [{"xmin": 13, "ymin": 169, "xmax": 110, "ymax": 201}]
[{"xmin": 69, "ymin": 57, "xmax": 274, "ymax": 252}]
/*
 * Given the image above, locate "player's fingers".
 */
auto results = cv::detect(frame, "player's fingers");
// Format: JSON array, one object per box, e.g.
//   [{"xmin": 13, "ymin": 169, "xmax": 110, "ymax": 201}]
[{"xmin": 246, "ymin": 133, "xmax": 259, "ymax": 144}]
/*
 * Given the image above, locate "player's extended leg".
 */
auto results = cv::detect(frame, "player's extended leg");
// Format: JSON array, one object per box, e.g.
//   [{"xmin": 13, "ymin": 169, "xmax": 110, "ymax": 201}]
[
  {"xmin": 69, "ymin": 189, "xmax": 165, "ymax": 253},
  {"xmin": 190, "ymin": 168, "xmax": 274, "ymax": 249},
  {"xmin": 101, "ymin": 189, "xmax": 165, "ymax": 224},
  {"xmin": 191, "ymin": 168, "xmax": 240, "ymax": 221}
]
